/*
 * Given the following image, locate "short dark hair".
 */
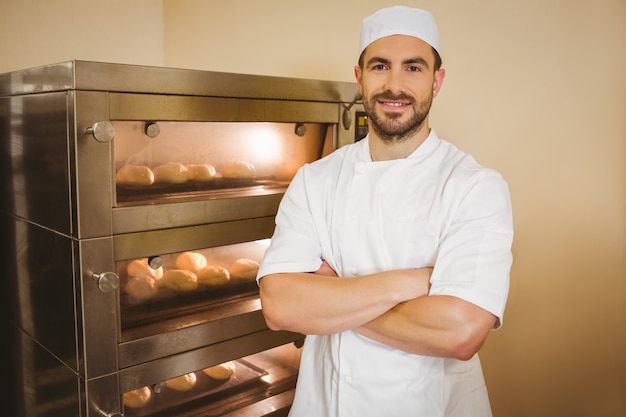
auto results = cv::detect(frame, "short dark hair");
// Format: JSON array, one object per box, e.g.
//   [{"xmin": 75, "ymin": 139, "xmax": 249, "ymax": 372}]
[{"xmin": 358, "ymin": 46, "xmax": 442, "ymax": 72}]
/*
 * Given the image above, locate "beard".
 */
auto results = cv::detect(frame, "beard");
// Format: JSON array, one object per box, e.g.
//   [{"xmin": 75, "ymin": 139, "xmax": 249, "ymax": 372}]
[{"xmin": 363, "ymin": 90, "xmax": 433, "ymax": 143}]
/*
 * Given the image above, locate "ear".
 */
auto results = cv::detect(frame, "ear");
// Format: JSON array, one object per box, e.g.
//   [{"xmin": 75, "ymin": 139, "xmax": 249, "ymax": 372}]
[
  {"xmin": 354, "ymin": 65, "xmax": 364, "ymax": 95},
  {"xmin": 432, "ymin": 68, "xmax": 445, "ymax": 97}
]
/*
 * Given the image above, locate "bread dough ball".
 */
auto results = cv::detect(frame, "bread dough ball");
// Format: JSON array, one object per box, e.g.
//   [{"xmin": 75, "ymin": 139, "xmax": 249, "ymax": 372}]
[
  {"xmin": 197, "ymin": 265, "xmax": 230, "ymax": 286},
  {"xmin": 116, "ymin": 165, "xmax": 155, "ymax": 186},
  {"xmin": 220, "ymin": 160, "xmax": 256, "ymax": 179},
  {"xmin": 165, "ymin": 372, "xmax": 197, "ymax": 392},
  {"xmin": 127, "ymin": 258, "xmax": 163, "ymax": 281},
  {"xmin": 123, "ymin": 386, "xmax": 152, "ymax": 408},
  {"xmin": 153, "ymin": 162, "xmax": 189, "ymax": 184},
  {"xmin": 187, "ymin": 164, "xmax": 217, "ymax": 182},
  {"xmin": 160, "ymin": 269, "xmax": 198, "ymax": 291},
  {"xmin": 176, "ymin": 252, "xmax": 207, "ymax": 273},
  {"xmin": 202, "ymin": 361, "xmax": 236, "ymax": 380},
  {"xmin": 124, "ymin": 275, "xmax": 158, "ymax": 300},
  {"xmin": 228, "ymin": 258, "xmax": 260, "ymax": 279}
]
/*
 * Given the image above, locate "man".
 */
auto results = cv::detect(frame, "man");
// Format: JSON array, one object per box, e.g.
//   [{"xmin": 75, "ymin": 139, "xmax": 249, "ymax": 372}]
[{"xmin": 257, "ymin": 6, "xmax": 513, "ymax": 417}]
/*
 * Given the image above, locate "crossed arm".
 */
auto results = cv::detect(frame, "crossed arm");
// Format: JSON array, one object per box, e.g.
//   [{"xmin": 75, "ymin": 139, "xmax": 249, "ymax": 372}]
[{"xmin": 259, "ymin": 261, "xmax": 497, "ymax": 360}]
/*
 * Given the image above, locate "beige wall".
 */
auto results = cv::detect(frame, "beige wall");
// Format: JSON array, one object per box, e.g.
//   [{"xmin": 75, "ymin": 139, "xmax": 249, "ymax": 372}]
[
  {"xmin": 0, "ymin": 0, "xmax": 164, "ymax": 72},
  {"xmin": 2, "ymin": 0, "xmax": 625, "ymax": 416}
]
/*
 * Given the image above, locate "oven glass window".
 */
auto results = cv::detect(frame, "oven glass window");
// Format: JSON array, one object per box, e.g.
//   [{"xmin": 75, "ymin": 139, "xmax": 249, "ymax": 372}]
[
  {"xmin": 118, "ymin": 239, "xmax": 270, "ymax": 332},
  {"xmin": 112, "ymin": 121, "xmax": 332, "ymax": 206}
]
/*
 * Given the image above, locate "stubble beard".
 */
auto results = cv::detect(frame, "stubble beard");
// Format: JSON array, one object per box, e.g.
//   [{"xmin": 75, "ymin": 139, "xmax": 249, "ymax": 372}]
[{"xmin": 364, "ymin": 91, "xmax": 433, "ymax": 144}]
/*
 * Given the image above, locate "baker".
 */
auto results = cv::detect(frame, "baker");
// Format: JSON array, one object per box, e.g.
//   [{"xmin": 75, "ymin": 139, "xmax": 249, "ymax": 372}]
[{"xmin": 257, "ymin": 6, "xmax": 513, "ymax": 416}]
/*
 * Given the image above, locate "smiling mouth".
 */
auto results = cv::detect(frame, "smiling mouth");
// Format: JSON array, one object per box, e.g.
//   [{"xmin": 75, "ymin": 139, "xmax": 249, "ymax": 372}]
[
  {"xmin": 378, "ymin": 99, "xmax": 411, "ymax": 113},
  {"xmin": 380, "ymin": 100, "xmax": 408, "ymax": 107},
  {"xmin": 375, "ymin": 93, "xmax": 413, "ymax": 109}
]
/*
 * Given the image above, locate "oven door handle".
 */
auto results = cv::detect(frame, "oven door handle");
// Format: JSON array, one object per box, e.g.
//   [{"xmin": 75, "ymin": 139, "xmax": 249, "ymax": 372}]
[{"xmin": 92, "ymin": 271, "xmax": 120, "ymax": 292}]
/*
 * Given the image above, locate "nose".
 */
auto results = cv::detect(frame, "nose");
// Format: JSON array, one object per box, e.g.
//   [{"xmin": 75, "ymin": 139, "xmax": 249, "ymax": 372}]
[{"xmin": 383, "ymin": 67, "xmax": 404, "ymax": 93}]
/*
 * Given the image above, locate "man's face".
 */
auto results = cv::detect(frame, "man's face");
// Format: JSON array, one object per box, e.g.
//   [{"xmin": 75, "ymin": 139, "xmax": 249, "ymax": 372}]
[{"xmin": 355, "ymin": 35, "xmax": 444, "ymax": 143}]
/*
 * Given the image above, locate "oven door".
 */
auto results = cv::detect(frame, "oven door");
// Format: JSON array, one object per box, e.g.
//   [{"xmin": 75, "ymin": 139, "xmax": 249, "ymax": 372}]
[
  {"xmin": 109, "ymin": 222, "xmax": 304, "ymax": 417},
  {"xmin": 74, "ymin": 91, "xmax": 349, "ymax": 238}
]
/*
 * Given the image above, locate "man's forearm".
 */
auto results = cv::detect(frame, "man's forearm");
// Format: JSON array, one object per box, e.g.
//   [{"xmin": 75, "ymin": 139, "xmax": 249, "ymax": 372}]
[
  {"xmin": 259, "ymin": 267, "xmax": 430, "ymax": 335},
  {"xmin": 355, "ymin": 294, "xmax": 498, "ymax": 360}
]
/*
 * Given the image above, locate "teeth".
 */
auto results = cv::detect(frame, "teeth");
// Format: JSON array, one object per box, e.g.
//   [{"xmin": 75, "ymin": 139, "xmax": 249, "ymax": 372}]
[{"xmin": 384, "ymin": 102, "xmax": 404, "ymax": 106}]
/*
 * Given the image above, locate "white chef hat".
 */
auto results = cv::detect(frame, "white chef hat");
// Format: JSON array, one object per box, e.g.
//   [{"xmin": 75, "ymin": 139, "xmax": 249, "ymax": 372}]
[{"xmin": 359, "ymin": 6, "xmax": 440, "ymax": 57}]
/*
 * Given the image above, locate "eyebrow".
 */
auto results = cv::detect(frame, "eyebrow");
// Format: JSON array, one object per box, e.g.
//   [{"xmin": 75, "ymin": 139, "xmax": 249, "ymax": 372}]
[{"xmin": 366, "ymin": 56, "xmax": 431, "ymax": 70}]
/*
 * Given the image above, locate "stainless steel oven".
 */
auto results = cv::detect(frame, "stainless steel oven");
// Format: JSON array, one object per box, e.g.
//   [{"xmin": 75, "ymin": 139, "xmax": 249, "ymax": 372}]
[{"xmin": 0, "ymin": 61, "xmax": 364, "ymax": 417}]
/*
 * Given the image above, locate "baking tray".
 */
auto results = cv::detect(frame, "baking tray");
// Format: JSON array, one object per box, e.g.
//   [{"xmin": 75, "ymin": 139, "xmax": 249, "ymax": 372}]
[
  {"xmin": 124, "ymin": 359, "xmax": 267, "ymax": 417},
  {"xmin": 116, "ymin": 177, "xmax": 285, "ymax": 204}
]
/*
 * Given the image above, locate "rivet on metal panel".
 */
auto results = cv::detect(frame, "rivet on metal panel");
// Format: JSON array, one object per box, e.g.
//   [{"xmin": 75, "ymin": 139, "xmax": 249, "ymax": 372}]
[
  {"xmin": 294, "ymin": 122, "xmax": 307, "ymax": 137},
  {"xmin": 148, "ymin": 255, "xmax": 163, "ymax": 269},
  {"xmin": 144, "ymin": 122, "xmax": 160, "ymax": 138}
]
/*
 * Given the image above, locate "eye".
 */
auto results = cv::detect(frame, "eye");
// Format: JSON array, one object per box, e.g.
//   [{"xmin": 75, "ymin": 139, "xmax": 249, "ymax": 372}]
[
  {"xmin": 372, "ymin": 64, "xmax": 388, "ymax": 71},
  {"xmin": 407, "ymin": 65, "xmax": 422, "ymax": 72}
]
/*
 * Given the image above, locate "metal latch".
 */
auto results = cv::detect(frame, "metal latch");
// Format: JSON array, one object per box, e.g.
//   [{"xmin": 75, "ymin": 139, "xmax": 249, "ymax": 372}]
[{"xmin": 86, "ymin": 121, "xmax": 115, "ymax": 142}]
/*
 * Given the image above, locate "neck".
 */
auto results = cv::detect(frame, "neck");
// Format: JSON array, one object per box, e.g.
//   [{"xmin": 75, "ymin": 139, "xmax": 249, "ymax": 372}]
[{"xmin": 369, "ymin": 127, "xmax": 431, "ymax": 161}]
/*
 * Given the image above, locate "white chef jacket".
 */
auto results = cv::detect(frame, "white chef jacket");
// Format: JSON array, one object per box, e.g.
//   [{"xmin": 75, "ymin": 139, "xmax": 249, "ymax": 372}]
[{"xmin": 257, "ymin": 130, "xmax": 513, "ymax": 417}]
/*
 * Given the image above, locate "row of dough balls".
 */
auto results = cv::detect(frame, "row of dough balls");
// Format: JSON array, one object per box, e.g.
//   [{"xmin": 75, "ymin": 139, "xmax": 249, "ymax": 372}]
[
  {"xmin": 123, "ymin": 361, "xmax": 237, "ymax": 409},
  {"xmin": 124, "ymin": 253, "xmax": 260, "ymax": 301},
  {"xmin": 116, "ymin": 160, "xmax": 256, "ymax": 186}
]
